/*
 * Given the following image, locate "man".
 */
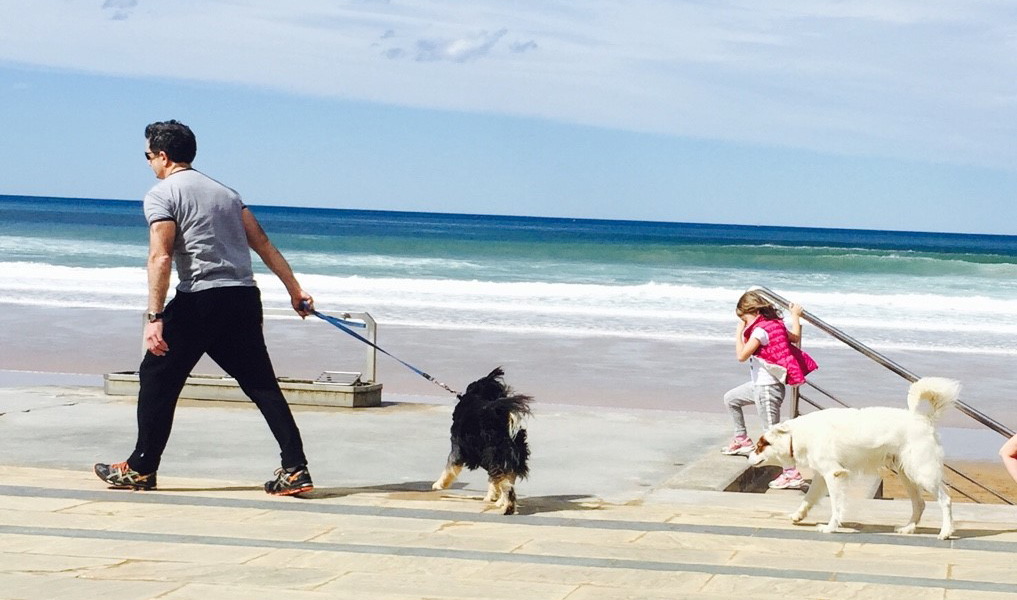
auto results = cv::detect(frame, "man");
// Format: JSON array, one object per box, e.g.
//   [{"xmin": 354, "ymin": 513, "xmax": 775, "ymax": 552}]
[{"xmin": 94, "ymin": 120, "xmax": 315, "ymax": 496}]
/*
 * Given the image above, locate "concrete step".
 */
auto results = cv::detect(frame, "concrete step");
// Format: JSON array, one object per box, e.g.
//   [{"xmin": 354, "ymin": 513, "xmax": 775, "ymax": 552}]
[
  {"xmin": 664, "ymin": 450, "xmax": 780, "ymax": 492},
  {"xmin": 762, "ymin": 470, "xmax": 885, "ymax": 499},
  {"xmin": 4, "ymin": 465, "xmax": 1017, "ymax": 600}
]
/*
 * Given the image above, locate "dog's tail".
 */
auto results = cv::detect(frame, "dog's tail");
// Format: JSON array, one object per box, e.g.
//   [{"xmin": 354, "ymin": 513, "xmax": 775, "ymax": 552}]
[
  {"xmin": 489, "ymin": 393, "xmax": 532, "ymax": 478},
  {"xmin": 501, "ymin": 394, "xmax": 532, "ymax": 438},
  {"xmin": 907, "ymin": 377, "xmax": 961, "ymax": 422},
  {"xmin": 479, "ymin": 393, "xmax": 532, "ymax": 433}
]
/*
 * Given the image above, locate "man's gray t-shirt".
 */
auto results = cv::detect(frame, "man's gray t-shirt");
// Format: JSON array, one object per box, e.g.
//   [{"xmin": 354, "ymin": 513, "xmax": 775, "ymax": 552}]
[{"xmin": 143, "ymin": 169, "xmax": 256, "ymax": 293}]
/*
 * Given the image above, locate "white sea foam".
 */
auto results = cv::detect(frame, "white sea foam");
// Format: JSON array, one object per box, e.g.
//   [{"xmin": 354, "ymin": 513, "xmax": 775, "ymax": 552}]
[
  {"xmin": 288, "ymin": 251, "xmax": 482, "ymax": 271},
  {"xmin": 2, "ymin": 261, "xmax": 1014, "ymax": 355},
  {"xmin": 0, "ymin": 235, "xmax": 147, "ymax": 261}
]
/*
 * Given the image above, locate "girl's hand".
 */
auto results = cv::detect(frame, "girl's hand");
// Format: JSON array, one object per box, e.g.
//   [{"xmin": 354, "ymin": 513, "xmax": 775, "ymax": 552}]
[{"xmin": 788, "ymin": 302, "xmax": 804, "ymax": 344}]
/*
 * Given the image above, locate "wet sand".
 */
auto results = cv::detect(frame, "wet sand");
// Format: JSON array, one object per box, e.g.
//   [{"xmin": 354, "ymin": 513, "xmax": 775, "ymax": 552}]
[{"xmin": 882, "ymin": 460, "xmax": 1017, "ymax": 505}]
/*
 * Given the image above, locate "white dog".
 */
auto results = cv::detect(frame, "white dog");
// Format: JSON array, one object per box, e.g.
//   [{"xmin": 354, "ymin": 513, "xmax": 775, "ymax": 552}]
[{"xmin": 749, "ymin": 377, "xmax": 960, "ymax": 539}]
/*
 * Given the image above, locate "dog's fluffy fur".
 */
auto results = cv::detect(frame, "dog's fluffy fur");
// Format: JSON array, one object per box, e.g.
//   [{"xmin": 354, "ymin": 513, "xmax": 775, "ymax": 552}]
[
  {"xmin": 431, "ymin": 367, "xmax": 531, "ymax": 514},
  {"xmin": 749, "ymin": 377, "xmax": 961, "ymax": 539}
]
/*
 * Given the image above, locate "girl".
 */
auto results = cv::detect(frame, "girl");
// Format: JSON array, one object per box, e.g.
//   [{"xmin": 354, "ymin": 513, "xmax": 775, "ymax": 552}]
[{"xmin": 721, "ymin": 291, "xmax": 818, "ymax": 490}]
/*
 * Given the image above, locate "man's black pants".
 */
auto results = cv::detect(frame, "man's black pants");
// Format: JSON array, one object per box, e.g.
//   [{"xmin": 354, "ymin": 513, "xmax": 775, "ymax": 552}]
[{"xmin": 128, "ymin": 286, "xmax": 307, "ymax": 474}]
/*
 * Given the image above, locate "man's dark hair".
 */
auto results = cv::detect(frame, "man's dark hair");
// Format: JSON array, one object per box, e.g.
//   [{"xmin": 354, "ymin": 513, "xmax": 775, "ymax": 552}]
[{"xmin": 145, "ymin": 120, "xmax": 197, "ymax": 163}]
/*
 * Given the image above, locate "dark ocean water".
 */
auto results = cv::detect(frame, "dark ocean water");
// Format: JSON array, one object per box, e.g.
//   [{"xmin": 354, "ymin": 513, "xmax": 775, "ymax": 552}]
[{"xmin": 3, "ymin": 193, "xmax": 1017, "ymax": 356}]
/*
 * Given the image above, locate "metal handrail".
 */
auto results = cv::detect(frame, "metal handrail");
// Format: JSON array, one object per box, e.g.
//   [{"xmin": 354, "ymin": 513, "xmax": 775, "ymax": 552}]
[
  {"xmin": 800, "ymin": 382, "xmax": 850, "ymax": 409},
  {"xmin": 749, "ymin": 285, "xmax": 1015, "ymax": 505},
  {"xmin": 946, "ymin": 464, "xmax": 1014, "ymax": 504},
  {"xmin": 749, "ymin": 286, "xmax": 1014, "ymax": 439}
]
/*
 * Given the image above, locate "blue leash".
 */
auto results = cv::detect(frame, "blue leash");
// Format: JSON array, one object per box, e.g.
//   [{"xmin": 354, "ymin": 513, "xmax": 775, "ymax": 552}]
[{"xmin": 304, "ymin": 306, "xmax": 459, "ymax": 396}]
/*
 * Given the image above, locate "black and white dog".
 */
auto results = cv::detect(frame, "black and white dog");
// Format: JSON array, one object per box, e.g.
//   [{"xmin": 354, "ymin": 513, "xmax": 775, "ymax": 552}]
[{"xmin": 432, "ymin": 367, "xmax": 532, "ymax": 514}]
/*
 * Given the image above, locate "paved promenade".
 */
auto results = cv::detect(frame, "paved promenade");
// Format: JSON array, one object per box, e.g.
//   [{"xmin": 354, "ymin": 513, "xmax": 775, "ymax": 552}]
[{"xmin": 2, "ymin": 384, "xmax": 1017, "ymax": 599}]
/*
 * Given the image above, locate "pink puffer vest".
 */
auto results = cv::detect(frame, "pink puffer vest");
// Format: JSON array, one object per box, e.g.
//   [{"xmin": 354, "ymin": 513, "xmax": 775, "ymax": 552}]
[{"xmin": 743, "ymin": 316, "xmax": 818, "ymax": 386}]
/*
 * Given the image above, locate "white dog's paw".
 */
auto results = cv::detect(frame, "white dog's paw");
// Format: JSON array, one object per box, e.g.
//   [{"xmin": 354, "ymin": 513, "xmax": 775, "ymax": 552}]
[
  {"xmin": 483, "ymin": 491, "xmax": 499, "ymax": 502},
  {"xmin": 816, "ymin": 522, "xmax": 838, "ymax": 534},
  {"xmin": 431, "ymin": 480, "xmax": 446, "ymax": 490},
  {"xmin": 895, "ymin": 523, "xmax": 917, "ymax": 535},
  {"xmin": 790, "ymin": 510, "xmax": 807, "ymax": 523},
  {"xmin": 937, "ymin": 528, "xmax": 954, "ymax": 541}
]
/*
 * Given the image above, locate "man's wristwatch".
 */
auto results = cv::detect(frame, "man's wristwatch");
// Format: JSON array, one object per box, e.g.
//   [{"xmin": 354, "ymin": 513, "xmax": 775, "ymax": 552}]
[{"xmin": 147, "ymin": 311, "xmax": 164, "ymax": 323}]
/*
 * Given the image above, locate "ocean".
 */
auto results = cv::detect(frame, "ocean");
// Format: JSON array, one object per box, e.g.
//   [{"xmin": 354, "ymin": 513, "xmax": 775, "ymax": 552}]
[{"xmin": 3, "ymin": 193, "xmax": 1017, "ymax": 358}]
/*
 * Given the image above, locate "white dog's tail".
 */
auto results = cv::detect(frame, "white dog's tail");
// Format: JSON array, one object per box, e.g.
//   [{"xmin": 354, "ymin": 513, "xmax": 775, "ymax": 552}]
[{"xmin": 907, "ymin": 377, "xmax": 961, "ymax": 422}]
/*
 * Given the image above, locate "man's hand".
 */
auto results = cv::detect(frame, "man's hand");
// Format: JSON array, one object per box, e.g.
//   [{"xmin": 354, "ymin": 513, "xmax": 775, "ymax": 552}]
[
  {"xmin": 292, "ymin": 290, "xmax": 314, "ymax": 318},
  {"xmin": 144, "ymin": 321, "xmax": 169, "ymax": 356}
]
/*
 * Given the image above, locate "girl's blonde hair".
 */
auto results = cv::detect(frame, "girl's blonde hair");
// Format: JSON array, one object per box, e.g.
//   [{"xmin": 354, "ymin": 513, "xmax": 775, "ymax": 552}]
[{"xmin": 736, "ymin": 291, "xmax": 782, "ymax": 320}]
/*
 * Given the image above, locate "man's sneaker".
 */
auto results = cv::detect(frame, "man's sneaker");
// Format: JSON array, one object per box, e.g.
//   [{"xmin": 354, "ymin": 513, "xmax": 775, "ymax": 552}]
[
  {"xmin": 265, "ymin": 466, "xmax": 314, "ymax": 496},
  {"xmin": 768, "ymin": 469, "xmax": 806, "ymax": 490},
  {"xmin": 721, "ymin": 435, "xmax": 754, "ymax": 456},
  {"xmin": 93, "ymin": 462, "xmax": 157, "ymax": 490}
]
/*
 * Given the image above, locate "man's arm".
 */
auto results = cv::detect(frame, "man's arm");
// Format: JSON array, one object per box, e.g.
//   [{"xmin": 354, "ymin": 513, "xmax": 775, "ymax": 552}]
[
  {"xmin": 242, "ymin": 208, "xmax": 313, "ymax": 316},
  {"xmin": 145, "ymin": 221, "xmax": 175, "ymax": 356}
]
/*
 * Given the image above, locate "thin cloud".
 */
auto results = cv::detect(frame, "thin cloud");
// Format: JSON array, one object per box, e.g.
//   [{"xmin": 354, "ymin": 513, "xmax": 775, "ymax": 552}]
[
  {"xmin": 509, "ymin": 40, "xmax": 538, "ymax": 54},
  {"xmin": 415, "ymin": 29, "xmax": 508, "ymax": 63},
  {"xmin": 101, "ymin": 0, "xmax": 137, "ymax": 21}
]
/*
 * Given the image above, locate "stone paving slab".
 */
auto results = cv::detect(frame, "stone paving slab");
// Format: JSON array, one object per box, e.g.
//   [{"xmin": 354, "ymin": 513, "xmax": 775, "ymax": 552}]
[
  {"xmin": 3, "ymin": 384, "xmax": 1017, "ymax": 599},
  {"xmin": 246, "ymin": 549, "xmax": 492, "ymax": 578},
  {"xmin": 0, "ymin": 572, "xmax": 180, "ymax": 600},
  {"xmin": 699, "ymin": 573, "xmax": 948, "ymax": 600},
  {"xmin": 3, "ymin": 465, "xmax": 1017, "ymax": 600},
  {"xmin": 317, "ymin": 570, "xmax": 578, "ymax": 599},
  {"xmin": 158, "ymin": 583, "xmax": 342, "ymax": 600}
]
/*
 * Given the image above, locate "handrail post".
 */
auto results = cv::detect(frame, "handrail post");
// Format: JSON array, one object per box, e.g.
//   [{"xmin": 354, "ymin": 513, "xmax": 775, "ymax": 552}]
[
  {"xmin": 790, "ymin": 380, "xmax": 801, "ymax": 418},
  {"xmin": 260, "ymin": 308, "xmax": 378, "ymax": 384},
  {"xmin": 345, "ymin": 311, "xmax": 377, "ymax": 384}
]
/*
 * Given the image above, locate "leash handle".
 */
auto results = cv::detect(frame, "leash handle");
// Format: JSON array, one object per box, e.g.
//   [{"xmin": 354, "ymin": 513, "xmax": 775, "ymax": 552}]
[
  {"xmin": 308, "ymin": 309, "xmax": 366, "ymax": 329},
  {"xmin": 302, "ymin": 304, "xmax": 459, "ymax": 396}
]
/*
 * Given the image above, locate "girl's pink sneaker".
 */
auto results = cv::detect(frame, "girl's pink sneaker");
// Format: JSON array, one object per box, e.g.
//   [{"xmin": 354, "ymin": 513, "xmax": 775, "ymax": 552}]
[
  {"xmin": 721, "ymin": 435, "xmax": 753, "ymax": 456},
  {"xmin": 769, "ymin": 469, "xmax": 806, "ymax": 489}
]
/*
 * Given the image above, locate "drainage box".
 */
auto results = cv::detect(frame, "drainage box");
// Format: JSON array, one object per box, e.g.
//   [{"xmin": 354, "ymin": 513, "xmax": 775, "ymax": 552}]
[{"xmin": 103, "ymin": 371, "xmax": 382, "ymax": 408}]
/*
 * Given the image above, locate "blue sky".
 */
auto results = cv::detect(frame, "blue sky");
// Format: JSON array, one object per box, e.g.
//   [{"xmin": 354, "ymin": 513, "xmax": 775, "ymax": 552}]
[{"xmin": 2, "ymin": 0, "xmax": 1016, "ymax": 234}]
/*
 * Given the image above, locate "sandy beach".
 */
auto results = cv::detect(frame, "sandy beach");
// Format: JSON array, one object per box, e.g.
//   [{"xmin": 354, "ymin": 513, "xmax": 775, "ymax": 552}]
[{"xmin": 882, "ymin": 460, "xmax": 1016, "ymax": 505}]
